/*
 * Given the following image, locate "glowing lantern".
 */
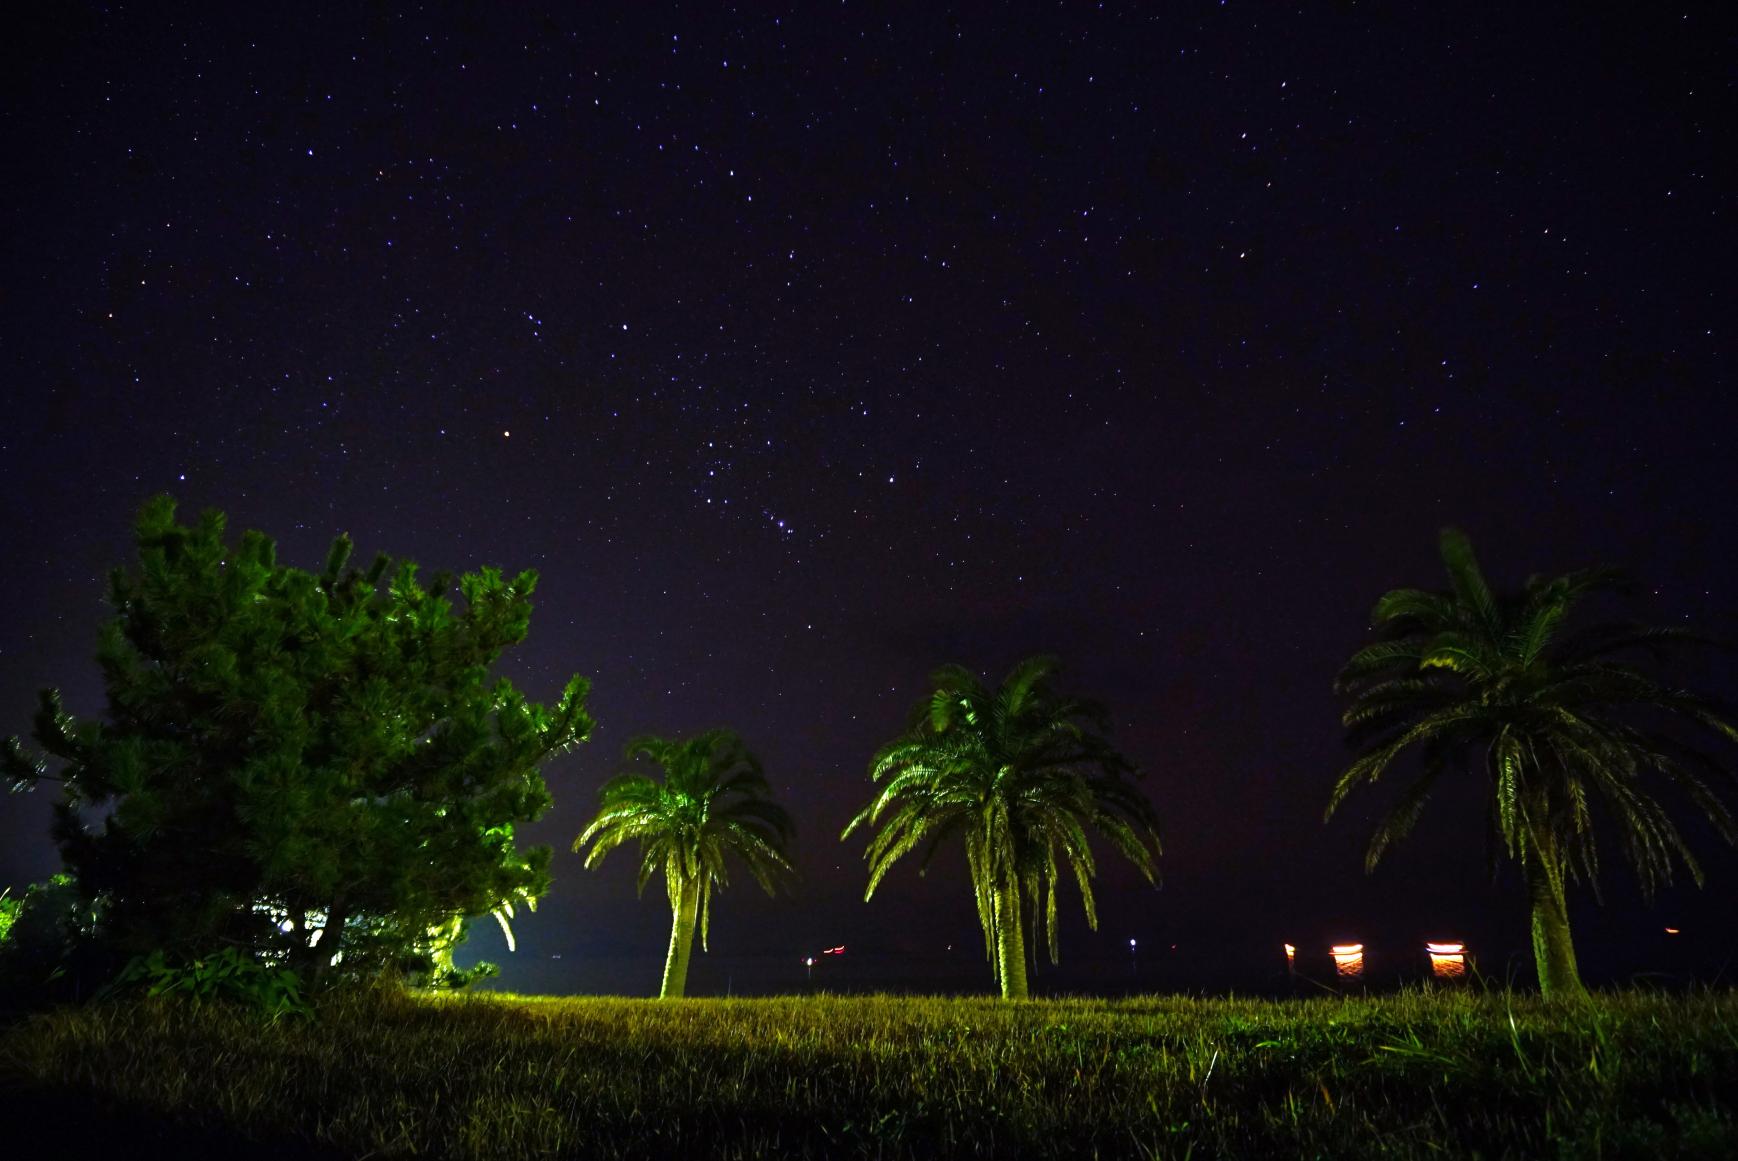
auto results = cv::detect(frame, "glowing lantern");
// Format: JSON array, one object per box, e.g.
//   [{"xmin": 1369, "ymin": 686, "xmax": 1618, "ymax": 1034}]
[
  {"xmin": 1283, "ymin": 943, "xmax": 1297, "ymax": 972},
  {"xmin": 1426, "ymin": 941, "xmax": 1467, "ymax": 979},
  {"xmin": 1330, "ymin": 943, "xmax": 1365, "ymax": 980}
]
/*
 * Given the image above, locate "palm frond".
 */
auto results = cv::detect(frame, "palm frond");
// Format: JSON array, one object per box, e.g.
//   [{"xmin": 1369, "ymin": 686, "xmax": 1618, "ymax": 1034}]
[
  {"xmin": 844, "ymin": 654, "xmax": 1162, "ymax": 980},
  {"xmin": 1437, "ymin": 527, "xmax": 1499, "ymax": 633},
  {"xmin": 1329, "ymin": 528, "xmax": 1738, "ymax": 912},
  {"xmin": 576, "ymin": 730, "xmax": 794, "ymax": 938}
]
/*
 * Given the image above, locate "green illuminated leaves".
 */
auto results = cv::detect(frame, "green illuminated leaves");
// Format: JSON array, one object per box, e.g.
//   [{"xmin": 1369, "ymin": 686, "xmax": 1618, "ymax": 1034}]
[
  {"xmin": 845, "ymin": 655, "xmax": 1162, "ymax": 999},
  {"xmin": 1329, "ymin": 527, "xmax": 1738, "ymax": 998},
  {"xmin": 574, "ymin": 729, "xmax": 794, "ymax": 997},
  {"xmin": 7, "ymin": 494, "xmax": 595, "ymax": 985}
]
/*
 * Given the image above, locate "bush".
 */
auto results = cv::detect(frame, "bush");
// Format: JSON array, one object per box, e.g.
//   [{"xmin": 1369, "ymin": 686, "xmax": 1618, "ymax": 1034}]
[
  {"xmin": 100, "ymin": 949, "xmax": 310, "ymax": 1020},
  {"xmin": 0, "ymin": 874, "xmax": 117, "ymax": 1011}
]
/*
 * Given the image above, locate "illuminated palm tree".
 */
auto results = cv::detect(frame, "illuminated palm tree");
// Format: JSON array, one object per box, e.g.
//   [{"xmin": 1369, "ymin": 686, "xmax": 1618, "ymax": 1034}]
[
  {"xmin": 1328, "ymin": 528, "xmax": 1738, "ymax": 998},
  {"xmin": 574, "ymin": 730, "xmax": 792, "ymax": 998},
  {"xmin": 844, "ymin": 656, "xmax": 1161, "ymax": 999}
]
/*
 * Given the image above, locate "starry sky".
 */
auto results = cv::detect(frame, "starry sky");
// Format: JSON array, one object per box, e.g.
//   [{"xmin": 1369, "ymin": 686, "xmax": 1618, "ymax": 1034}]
[{"xmin": 3, "ymin": 3, "xmax": 1735, "ymax": 995}]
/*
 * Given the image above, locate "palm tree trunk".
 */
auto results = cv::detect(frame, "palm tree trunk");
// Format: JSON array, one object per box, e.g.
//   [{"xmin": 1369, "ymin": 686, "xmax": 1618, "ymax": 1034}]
[
  {"xmin": 659, "ymin": 876, "xmax": 700, "ymax": 999},
  {"xmin": 1523, "ymin": 839, "xmax": 1585, "ymax": 1000},
  {"xmin": 993, "ymin": 878, "xmax": 1029, "ymax": 1000}
]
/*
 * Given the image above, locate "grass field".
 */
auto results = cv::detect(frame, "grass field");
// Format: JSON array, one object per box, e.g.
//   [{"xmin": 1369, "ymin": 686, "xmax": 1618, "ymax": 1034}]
[{"xmin": 3, "ymin": 988, "xmax": 1736, "ymax": 1158}]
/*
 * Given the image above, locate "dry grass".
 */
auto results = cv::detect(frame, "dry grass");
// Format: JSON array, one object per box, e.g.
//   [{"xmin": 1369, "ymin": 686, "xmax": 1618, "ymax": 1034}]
[{"xmin": 3, "ymin": 987, "xmax": 1736, "ymax": 1158}]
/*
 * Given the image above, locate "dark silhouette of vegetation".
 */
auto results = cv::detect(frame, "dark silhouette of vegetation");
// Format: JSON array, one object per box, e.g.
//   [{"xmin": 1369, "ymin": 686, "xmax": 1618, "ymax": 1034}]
[
  {"xmin": 845, "ymin": 656, "xmax": 1161, "ymax": 999},
  {"xmin": 0, "ymin": 874, "xmax": 106, "ymax": 1008},
  {"xmin": 1, "ymin": 496, "xmax": 593, "ymax": 992},
  {"xmin": 1328, "ymin": 528, "xmax": 1738, "ymax": 999},
  {"xmin": 573, "ymin": 730, "xmax": 793, "ymax": 998}
]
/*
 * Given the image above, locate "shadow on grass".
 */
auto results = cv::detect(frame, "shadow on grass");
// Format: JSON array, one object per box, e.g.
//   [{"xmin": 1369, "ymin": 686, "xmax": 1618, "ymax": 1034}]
[{"xmin": 0, "ymin": 1085, "xmax": 345, "ymax": 1160}]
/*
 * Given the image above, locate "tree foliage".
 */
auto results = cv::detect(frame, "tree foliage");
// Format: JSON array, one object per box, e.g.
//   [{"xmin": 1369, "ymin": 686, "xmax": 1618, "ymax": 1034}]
[
  {"xmin": 1328, "ymin": 527, "xmax": 1738, "ymax": 997},
  {"xmin": 2, "ymin": 496, "xmax": 593, "ymax": 985},
  {"xmin": 574, "ymin": 730, "xmax": 793, "ymax": 998},
  {"xmin": 0, "ymin": 874, "xmax": 104, "ymax": 1007},
  {"xmin": 844, "ymin": 656, "xmax": 1161, "ymax": 999}
]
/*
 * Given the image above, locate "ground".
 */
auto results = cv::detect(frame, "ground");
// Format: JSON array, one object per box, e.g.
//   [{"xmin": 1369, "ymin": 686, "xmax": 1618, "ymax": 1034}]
[{"xmin": 3, "ymin": 989, "xmax": 1735, "ymax": 1158}]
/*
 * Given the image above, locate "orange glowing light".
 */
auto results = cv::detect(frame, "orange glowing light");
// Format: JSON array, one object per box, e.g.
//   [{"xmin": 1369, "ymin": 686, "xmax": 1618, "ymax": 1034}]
[
  {"xmin": 1664, "ymin": 927, "xmax": 1680, "ymax": 935},
  {"xmin": 1426, "ymin": 940, "xmax": 1468, "ymax": 979},
  {"xmin": 1330, "ymin": 943, "xmax": 1365, "ymax": 979},
  {"xmin": 1283, "ymin": 943, "xmax": 1296, "ymax": 957}
]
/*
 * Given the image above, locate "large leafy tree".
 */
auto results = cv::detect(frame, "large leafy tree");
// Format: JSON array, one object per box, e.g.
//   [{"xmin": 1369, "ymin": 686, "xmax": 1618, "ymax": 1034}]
[
  {"xmin": 2, "ymin": 496, "xmax": 593, "ymax": 985},
  {"xmin": 844, "ymin": 656, "xmax": 1162, "ymax": 1000},
  {"xmin": 1328, "ymin": 528, "xmax": 1738, "ymax": 998},
  {"xmin": 573, "ymin": 730, "xmax": 793, "ymax": 998}
]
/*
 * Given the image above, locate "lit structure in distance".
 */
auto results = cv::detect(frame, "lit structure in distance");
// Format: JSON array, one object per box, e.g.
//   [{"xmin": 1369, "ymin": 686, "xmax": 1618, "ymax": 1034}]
[
  {"xmin": 1330, "ymin": 943, "xmax": 1365, "ymax": 980},
  {"xmin": 1425, "ymin": 941, "xmax": 1467, "ymax": 979}
]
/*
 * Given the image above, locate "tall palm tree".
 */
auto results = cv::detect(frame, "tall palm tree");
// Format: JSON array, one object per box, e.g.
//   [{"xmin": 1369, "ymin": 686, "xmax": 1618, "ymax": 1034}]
[
  {"xmin": 574, "ymin": 730, "xmax": 793, "ymax": 998},
  {"xmin": 843, "ymin": 656, "xmax": 1161, "ymax": 999},
  {"xmin": 1328, "ymin": 528, "xmax": 1738, "ymax": 998}
]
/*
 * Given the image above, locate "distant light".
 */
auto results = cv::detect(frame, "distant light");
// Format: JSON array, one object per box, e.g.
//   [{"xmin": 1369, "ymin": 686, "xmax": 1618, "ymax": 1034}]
[
  {"xmin": 1330, "ymin": 944, "xmax": 1363, "ymax": 956},
  {"xmin": 1283, "ymin": 943, "xmax": 1296, "ymax": 958},
  {"xmin": 1427, "ymin": 941, "xmax": 1467, "ymax": 979},
  {"xmin": 1665, "ymin": 927, "xmax": 1681, "ymax": 935},
  {"xmin": 1129, "ymin": 938, "xmax": 1137, "ymax": 948},
  {"xmin": 1330, "ymin": 943, "xmax": 1365, "ymax": 980},
  {"xmin": 503, "ymin": 430, "xmax": 511, "ymax": 437}
]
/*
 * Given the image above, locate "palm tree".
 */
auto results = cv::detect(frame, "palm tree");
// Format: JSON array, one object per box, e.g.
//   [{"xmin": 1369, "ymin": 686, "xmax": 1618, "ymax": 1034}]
[
  {"xmin": 574, "ymin": 730, "xmax": 793, "ymax": 998},
  {"xmin": 1328, "ymin": 528, "xmax": 1738, "ymax": 998},
  {"xmin": 843, "ymin": 656, "xmax": 1162, "ymax": 999}
]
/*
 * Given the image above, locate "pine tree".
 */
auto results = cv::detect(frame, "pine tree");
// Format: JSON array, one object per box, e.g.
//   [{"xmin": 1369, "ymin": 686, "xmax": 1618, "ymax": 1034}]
[{"xmin": 3, "ymin": 496, "xmax": 594, "ymax": 985}]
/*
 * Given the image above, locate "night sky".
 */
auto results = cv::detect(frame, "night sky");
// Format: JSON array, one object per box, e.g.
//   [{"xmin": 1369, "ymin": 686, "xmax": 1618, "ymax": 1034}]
[{"xmin": 4, "ymin": 4, "xmax": 1735, "ymax": 995}]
